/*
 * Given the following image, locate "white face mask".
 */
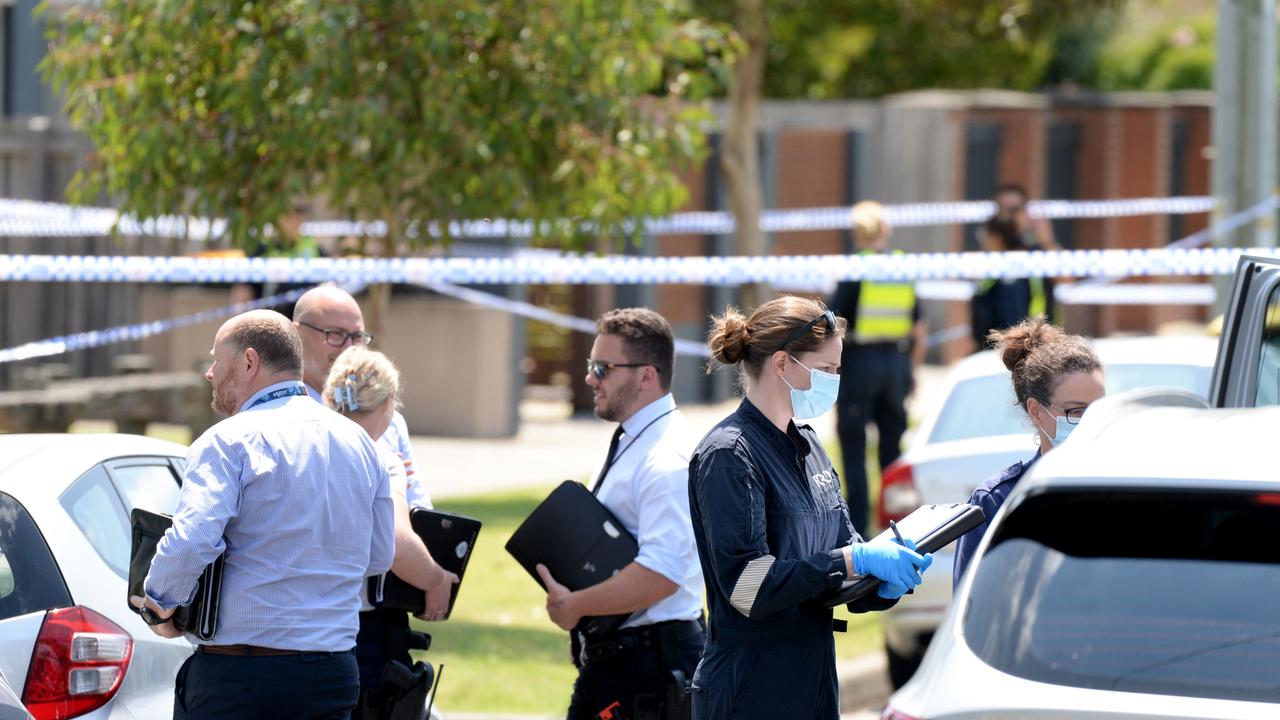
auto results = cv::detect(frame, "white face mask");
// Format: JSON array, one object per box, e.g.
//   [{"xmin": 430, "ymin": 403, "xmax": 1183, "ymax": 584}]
[
  {"xmin": 1035, "ymin": 402, "xmax": 1079, "ymax": 447},
  {"xmin": 782, "ymin": 355, "xmax": 841, "ymax": 420}
]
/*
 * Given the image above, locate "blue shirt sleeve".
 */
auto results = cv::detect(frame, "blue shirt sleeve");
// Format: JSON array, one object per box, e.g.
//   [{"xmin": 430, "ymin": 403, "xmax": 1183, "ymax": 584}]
[
  {"xmin": 144, "ymin": 432, "xmax": 243, "ymax": 610},
  {"xmin": 953, "ymin": 487, "xmax": 1003, "ymax": 589}
]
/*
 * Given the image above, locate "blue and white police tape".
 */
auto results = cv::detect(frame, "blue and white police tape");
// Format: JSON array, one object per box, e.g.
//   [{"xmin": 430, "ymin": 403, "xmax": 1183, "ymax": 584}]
[
  {"xmin": 0, "ymin": 284, "xmax": 362, "ymax": 365},
  {"xmin": 3, "ymin": 246, "xmax": 1278, "ymax": 286},
  {"xmin": 0, "ymin": 195, "xmax": 1217, "ymax": 239},
  {"xmin": 420, "ymin": 282, "xmax": 712, "ymax": 358}
]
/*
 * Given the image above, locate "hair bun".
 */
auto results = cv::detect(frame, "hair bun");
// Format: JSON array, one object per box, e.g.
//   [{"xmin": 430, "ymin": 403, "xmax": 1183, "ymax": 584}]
[
  {"xmin": 990, "ymin": 316, "xmax": 1062, "ymax": 372},
  {"xmin": 708, "ymin": 307, "xmax": 751, "ymax": 365}
]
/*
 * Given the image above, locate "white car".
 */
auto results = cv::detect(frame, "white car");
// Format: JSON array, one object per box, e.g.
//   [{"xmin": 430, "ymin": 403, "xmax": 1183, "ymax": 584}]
[
  {"xmin": 0, "ymin": 434, "xmax": 192, "ymax": 720},
  {"xmin": 882, "ymin": 254, "xmax": 1280, "ymax": 718},
  {"xmin": 879, "ymin": 335, "xmax": 1218, "ymax": 686},
  {"xmin": 883, "ymin": 397, "xmax": 1280, "ymax": 719}
]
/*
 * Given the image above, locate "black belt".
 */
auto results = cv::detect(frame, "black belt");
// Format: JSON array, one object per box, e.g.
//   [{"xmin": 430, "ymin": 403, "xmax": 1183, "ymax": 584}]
[
  {"xmin": 576, "ymin": 618, "xmax": 704, "ymax": 667},
  {"xmin": 844, "ymin": 338, "xmax": 910, "ymax": 353}
]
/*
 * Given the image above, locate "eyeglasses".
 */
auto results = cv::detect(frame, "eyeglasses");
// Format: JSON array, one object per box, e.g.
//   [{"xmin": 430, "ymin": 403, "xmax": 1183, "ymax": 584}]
[
  {"xmin": 779, "ymin": 310, "xmax": 837, "ymax": 351},
  {"xmin": 586, "ymin": 359, "xmax": 651, "ymax": 381},
  {"xmin": 1047, "ymin": 402, "xmax": 1089, "ymax": 425},
  {"xmin": 298, "ymin": 321, "xmax": 374, "ymax": 348}
]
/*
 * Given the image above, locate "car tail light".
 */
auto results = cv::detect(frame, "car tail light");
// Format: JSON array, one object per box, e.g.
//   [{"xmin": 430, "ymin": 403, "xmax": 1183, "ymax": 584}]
[
  {"xmin": 881, "ymin": 706, "xmax": 922, "ymax": 720},
  {"xmin": 878, "ymin": 459, "xmax": 922, "ymax": 529},
  {"xmin": 22, "ymin": 606, "xmax": 133, "ymax": 720}
]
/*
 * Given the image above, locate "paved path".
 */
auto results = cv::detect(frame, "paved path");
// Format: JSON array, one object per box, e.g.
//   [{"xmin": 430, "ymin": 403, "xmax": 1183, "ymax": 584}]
[{"xmin": 413, "ymin": 365, "xmax": 949, "ymax": 502}]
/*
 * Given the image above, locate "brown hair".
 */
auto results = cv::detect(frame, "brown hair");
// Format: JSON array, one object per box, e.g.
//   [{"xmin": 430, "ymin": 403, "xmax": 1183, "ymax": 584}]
[
  {"xmin": 989, "ymin": 316, "xmax": 1101, "ymax": 411},
  {"xmin": 324, "ymin": 346, "xmax": 401, "ymax": 416},
  {"xmin": 597, "ymin": 308, "xmax": 675, "ymax": 391},
  {"xmin": 226, "ymin": 313, "xmax": 303, "ymax": 376},
  {"xmin": 707, "ymin": 295, "xmax": 847, "ymax": 378}
]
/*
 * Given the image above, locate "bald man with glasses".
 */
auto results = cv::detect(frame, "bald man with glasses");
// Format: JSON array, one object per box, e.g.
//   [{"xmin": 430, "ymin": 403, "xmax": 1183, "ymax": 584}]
[{"xmin": 536, "ymin": 308, "xmax": 704, "ymax": 720}]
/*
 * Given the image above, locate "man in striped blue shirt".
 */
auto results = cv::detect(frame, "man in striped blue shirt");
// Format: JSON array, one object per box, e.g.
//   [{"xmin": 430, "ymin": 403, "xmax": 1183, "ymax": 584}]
[{"xmin": 134, "ymin": 310, "xmax": 395, "ymax": 719}]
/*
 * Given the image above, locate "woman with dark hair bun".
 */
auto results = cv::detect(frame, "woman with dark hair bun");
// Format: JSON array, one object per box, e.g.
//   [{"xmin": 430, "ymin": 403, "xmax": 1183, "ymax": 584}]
[
  {"xmin": 689, "ymin": 295, "xmax": 933, "ymax": 719},
  {"xmin": 951, "ymin": 316, "xmax": 1105, "ymax": 587}
]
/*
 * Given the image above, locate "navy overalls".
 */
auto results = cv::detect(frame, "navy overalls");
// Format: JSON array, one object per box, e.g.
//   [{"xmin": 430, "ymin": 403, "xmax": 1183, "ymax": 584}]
[
  {"xmin": 688, "ymin": 399, "xmax": 896, "ymax": 719},
  {"xmin": 952, "ymin": 451, "xmax": 1041, "ymax": 588}
]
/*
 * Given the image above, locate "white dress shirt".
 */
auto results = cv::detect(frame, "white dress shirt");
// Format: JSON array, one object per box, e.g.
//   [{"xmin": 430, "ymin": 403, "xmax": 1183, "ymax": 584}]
[{"xmin": 594, "ymin": 393, "xmax": 704, "ymax": 628}]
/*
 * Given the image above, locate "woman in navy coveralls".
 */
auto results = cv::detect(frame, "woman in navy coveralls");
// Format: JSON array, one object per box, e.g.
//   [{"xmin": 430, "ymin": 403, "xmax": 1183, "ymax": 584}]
[{"xmin": 688, "ymin": 296, "xmax": 933, "ymax": 719}]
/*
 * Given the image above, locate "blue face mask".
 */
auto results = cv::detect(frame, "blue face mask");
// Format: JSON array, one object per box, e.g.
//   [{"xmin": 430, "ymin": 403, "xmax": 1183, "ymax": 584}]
[
  {"xmin": 783, "ymin": 355, "xmax": 841, "ymax": 420},
  {"xmin": 1036, "ymin": 405, "xmax": 1077, "ymax": 447}
]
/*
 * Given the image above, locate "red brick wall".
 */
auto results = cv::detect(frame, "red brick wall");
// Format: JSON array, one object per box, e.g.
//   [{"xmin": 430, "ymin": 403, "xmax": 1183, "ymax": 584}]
[
  {"xmin": 773, "ymin": 130, "xmax": 848, "ymax": 256},
  {"xmin": 656, "ymin": 164, "xmax": 710, "ymax": 327}
]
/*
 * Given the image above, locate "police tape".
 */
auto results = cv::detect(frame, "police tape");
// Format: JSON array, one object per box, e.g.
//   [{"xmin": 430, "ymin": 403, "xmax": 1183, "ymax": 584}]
[
  {"xmin": 0, "ymin": 195, "xmax": 1216, "ymax": 239},
  {"xmin": 2, "ymin": 245, "xmax": 1277, "ymax": 285},
  {"xmin": 0, "ymin": 284, "xmax": 363, "ymax": 365}
]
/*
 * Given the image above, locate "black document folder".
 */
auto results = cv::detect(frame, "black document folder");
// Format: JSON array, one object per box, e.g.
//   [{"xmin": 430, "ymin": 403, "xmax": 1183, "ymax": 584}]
[
  {"xmin": 505, "ymin": 480, "xmax": 639, "ymax": 641},
  {"xmin": 819, "ymin": 502, "xmax": 985, "ymax": 608},
  {"xmin": 377, "ymin": 508, "xmax": 482, "ymax": 619},
  {"xmin": 128, "ymin": 508, "xmax": 224, "ymax": 641}
]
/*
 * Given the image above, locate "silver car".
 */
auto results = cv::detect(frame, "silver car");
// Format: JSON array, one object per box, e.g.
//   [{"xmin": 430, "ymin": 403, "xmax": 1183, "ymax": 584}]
[
  {"xmin": 0, "ymin": 434, "xmax": 192, "ymax": 719},
  {"xmin": 883, "ymin": 397, "xmax": 1280, "ymax": 719},
  {"xmin": 879, "ymin": 335, "xmax": 1218, "ymax": 686}
]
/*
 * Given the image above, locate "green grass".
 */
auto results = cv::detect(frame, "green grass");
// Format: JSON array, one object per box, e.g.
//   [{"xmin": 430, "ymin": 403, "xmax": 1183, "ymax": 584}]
[{"xmin": 408, "ymin": 483, "xmax": 884, "ymax": 714}]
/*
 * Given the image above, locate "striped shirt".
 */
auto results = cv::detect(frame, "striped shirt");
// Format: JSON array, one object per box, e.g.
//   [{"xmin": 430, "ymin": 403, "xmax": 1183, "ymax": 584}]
[{"xmin": 145, "ymin": 380, "xmax": 395, "ymax": 651}]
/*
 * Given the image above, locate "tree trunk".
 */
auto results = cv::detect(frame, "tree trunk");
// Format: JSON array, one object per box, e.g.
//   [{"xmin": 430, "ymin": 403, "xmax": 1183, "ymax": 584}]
[
  {"xmin": 722, "ymin": 0, "xmax": 769, "ymax": 311},
  {"xmin": 364, "ymin": 213, "xmax": 397, "ymax": 341}
]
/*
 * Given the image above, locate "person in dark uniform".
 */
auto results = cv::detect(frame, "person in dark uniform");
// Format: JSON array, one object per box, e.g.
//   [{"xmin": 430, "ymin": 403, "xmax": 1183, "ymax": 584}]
[
  {"xmin": 952, "ymin": 317, "xmax": 1105, "ymax": 587},
  {"xmin": 689, "ymin": 296, "xmax": 934, "ymax": 719},
  {"xmin": 830, "ymin": 201, "xmax": 926, "ymax": 535},
  {"xmin": 970, "ymin": 216, "xmax": 1045, "ymax": 351}
]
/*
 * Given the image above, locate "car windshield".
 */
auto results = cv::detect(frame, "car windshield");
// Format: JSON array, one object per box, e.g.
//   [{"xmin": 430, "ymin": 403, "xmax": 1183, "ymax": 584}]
[
  {"xmin": 929, "ymin": 362, "xmax": 1210, "ymax": 445},
  {"xmin": 963, "ymin": 488, "xmax": 1280, "ymax": 704}
]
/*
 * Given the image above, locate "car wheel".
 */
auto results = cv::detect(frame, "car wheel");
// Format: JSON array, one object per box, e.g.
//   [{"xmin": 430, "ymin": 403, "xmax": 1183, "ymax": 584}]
[{"xmin": 886, "ymin": 644, "xmax": 923, "ymax": 689}]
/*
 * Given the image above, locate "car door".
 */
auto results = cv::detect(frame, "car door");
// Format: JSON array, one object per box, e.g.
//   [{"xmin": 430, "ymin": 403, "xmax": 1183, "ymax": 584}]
[{"xmin": 1209, "ymin": 254, "xmax": 1280, "ymax": 407}]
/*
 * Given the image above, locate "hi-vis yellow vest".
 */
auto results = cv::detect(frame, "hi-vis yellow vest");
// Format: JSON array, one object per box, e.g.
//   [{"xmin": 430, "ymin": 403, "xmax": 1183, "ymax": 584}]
[{"xmin": 855, "ymin": 250, "xmax": 916, "ymax": 343}]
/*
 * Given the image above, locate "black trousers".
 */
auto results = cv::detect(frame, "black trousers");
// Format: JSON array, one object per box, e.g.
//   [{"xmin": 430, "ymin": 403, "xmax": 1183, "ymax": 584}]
[
  {"xmin": 836, "ymin": 345, "xmax": 911, "ymax": 535},
  {"xmin": 567, "ymin": 621, "xmax": 705, "ymax": 720},
  {"xmin": 173, "ymin": 649, "xmax": 359, "ymax": 720}
]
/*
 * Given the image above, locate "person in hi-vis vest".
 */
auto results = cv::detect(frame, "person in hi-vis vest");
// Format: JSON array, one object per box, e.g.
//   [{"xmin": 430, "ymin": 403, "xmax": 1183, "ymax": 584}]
[{"xmin": 829, "ymin": 201, "xmax": 926, "ymax": 535}]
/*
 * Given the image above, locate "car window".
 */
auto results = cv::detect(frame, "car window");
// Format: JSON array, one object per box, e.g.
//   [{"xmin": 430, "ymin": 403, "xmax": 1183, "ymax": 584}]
[
  {"xmin": 928, "ymin": 363, "xmax": 1211, "ymax": 444},
  {"xmin": 0, "ymin": 492, "xmax": 72, "ymax": 621},
  {"xmin": 1255, "ymin": 285, "xmax": 1280, "ymax": 406},
  {"xmin": 964, "ymin": 489, "xmax": 1280, "ymax": 703},
  {"xmin": 59, "ymin": 465, "xmax": 131, "ymax": 578},
  {"xmin": 109, "ymin": 463, "xmax": 181, "ymax": 515}
]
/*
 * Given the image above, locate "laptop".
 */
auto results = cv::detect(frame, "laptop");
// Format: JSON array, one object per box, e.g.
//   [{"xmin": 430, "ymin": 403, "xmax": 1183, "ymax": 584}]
[
  {"xmin": 377, "ymin": 508, "xmax": 482, "ymax": 619},
  {"xmin": 505, "ymin": 480, "xmax": 639, "ymax": 640}
]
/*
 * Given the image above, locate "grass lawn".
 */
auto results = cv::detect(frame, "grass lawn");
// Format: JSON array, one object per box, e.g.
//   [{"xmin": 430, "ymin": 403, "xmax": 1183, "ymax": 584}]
[{"xmin": 410, "ymin": 483, "xmax": 885, "ymax": 715}]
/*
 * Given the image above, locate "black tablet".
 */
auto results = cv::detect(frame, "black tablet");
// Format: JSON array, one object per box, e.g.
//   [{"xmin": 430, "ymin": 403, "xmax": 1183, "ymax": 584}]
[
  {"xmin": 128, "ymin": 508, "xmax": 224, "ymax": 640},
  {"xmin": 818, "ymin": 503, "xmax": 985, "ymax": 608},
  {"xmin": 378, "ymin": 508, "xmax": 482, "ymax": 619}
]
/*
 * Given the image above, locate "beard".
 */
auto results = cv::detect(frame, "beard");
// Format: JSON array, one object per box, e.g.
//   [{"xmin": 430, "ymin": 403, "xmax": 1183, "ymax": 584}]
[
  {"xmin": 595, "ymin": 377, "xmax": 640, "ymax": 422},
  {"xmin": 210, "ymin": 374, "xmax": 238, "ymax": 416}
]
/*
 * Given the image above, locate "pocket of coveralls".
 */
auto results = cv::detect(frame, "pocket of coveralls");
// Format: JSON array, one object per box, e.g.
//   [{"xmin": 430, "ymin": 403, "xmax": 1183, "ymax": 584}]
[{"xmin": 728, "ymin": 646, "xmax": 765, "ymax": 713}]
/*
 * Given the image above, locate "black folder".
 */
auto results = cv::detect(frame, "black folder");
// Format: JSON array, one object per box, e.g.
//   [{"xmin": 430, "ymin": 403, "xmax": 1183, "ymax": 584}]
[
  {"xmin": 376, "ymin": 508, "xmax": 482, "ymax": 619},
  {"xmin": 128, "ymin": 508, "xmax": 224, "ymax": 641},
  {"xmin": 819, "ymin": 502, "xmax": 985, "ymax": 608},
  {"xmin": 505, "ymin": 481, "xmax": 639, "ymax": 641}
]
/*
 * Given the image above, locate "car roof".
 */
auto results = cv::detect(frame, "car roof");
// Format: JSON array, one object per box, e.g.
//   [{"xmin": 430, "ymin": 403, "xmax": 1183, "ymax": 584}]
[
  {"xmin": 0, "ymin": 433, "xmax": 187, "ymax": 497},
  {"xmin": 945, "ymin": 334, "xmax": 1219, "ymax": 383},
  {"xmin": 1025, "ymin": 403, "xmax": 1280, "ymax": 489}
]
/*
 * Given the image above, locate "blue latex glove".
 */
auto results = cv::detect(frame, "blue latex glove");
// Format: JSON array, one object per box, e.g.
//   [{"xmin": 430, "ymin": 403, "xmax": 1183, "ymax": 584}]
[
  {"xmin": 851, "ymin": 537, "xmax": 932, "ymax": 592},
  {"xmin": 877, "ymin": 581, "xmax": 910, "ymax": 600}
]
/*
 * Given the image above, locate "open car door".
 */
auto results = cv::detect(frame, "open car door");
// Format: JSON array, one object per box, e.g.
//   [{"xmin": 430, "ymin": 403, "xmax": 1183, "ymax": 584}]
[{"xmin": 1210, "ymin": 254, "xmax": 1280, "ymax": 407}]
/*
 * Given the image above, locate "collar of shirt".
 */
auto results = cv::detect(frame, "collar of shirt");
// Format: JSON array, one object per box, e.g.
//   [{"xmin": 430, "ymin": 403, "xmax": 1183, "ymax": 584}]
[
  {"xmin": 620, "ymin": 393, "xmax": 677, "ymax": 439},
  {"xmin": 304, "ymin": 383, "xmax": 323, "ymax": 402},
  {"xmin": 239, "ymin": 380, "xmax": 309, "ymax": 413},
  {"xmin": 737, "ymin": 396, "xmax": 812, "ymax": 460}
]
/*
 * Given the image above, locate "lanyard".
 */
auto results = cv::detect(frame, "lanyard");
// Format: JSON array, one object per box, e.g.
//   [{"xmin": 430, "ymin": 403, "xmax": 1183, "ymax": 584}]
[
  {"xmin": 594, "ymin": 407, "xmax": 678, "ymax": 494},
  {"xmin": 247, "ymin": 384, "xmax": 308, "ymax": 409}
]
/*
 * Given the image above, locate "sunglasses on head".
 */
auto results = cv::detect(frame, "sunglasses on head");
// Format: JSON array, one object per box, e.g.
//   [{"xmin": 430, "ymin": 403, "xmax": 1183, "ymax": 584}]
[{"xmin": 779, "ymin": 310, "xmax": 837, "ymax": 351}]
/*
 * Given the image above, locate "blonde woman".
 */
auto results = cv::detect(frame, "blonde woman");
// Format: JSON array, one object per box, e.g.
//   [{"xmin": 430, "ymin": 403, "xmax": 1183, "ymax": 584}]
[{"xmin": 324, "ymin": 346, "xmax": 458, "ymax": 714}]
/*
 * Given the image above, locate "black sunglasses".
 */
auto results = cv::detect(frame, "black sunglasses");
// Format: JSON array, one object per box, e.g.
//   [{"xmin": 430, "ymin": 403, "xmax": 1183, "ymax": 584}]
[
  {"xmin": 779, "ymin": 310, "xmax": 837, "ymax": 351},
  {"xmin": 298, "ymin": 321, "xmax": 374, "ymax": 348},
  {"xmin": 586, "ymin": 359, "xmax": 651, "ymax": 381}
]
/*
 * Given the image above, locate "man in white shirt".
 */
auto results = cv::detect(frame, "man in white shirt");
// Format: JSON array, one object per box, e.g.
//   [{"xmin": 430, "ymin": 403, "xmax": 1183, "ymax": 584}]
[
  {"xmin": 292, "ymin": 285, "xmax": 431, "ymax": 508},
  {"xmin": 537, "ymin": 308, "xmax": 704, "ymax": 720}
]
